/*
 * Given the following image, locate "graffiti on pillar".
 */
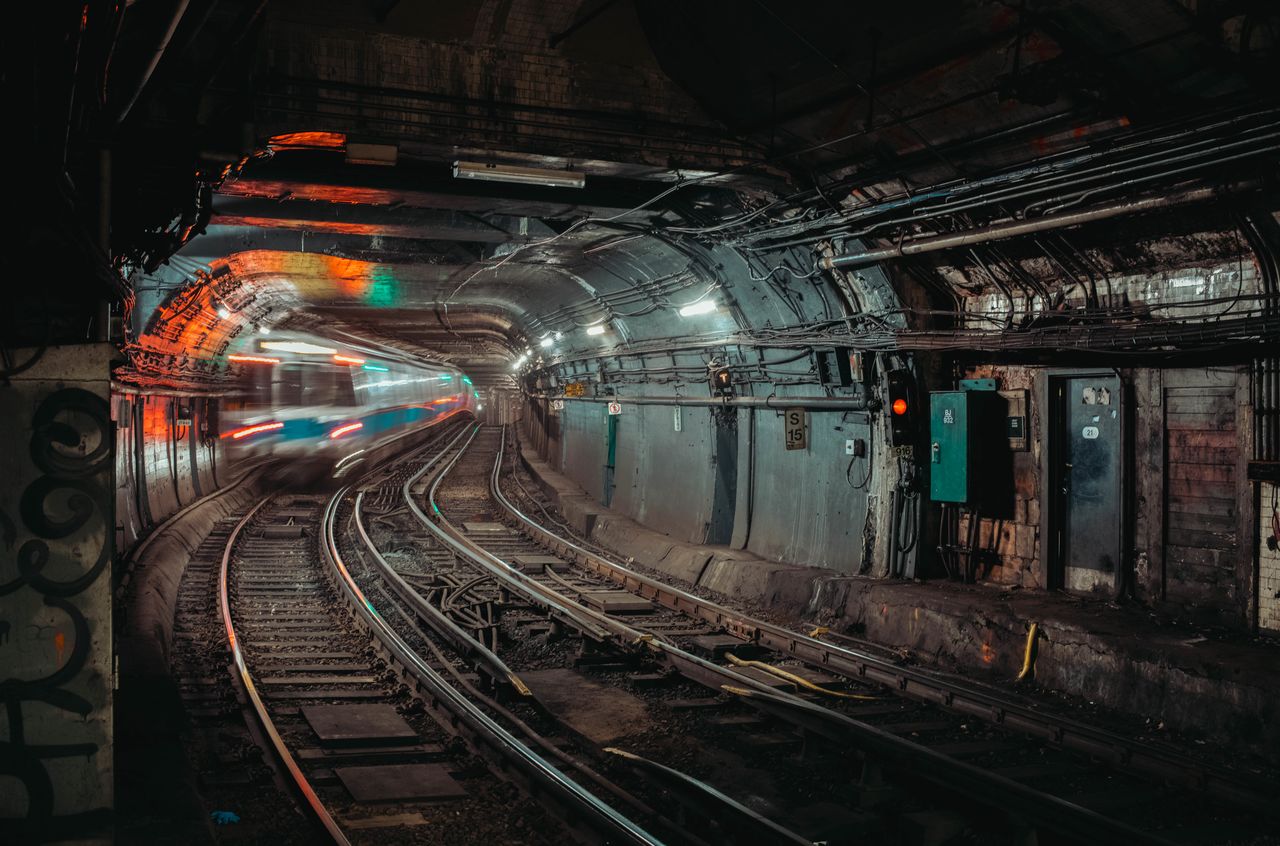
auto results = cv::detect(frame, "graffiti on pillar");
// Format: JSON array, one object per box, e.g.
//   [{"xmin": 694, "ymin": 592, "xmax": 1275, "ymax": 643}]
[{"xmin": 0, "ymin": 384, "xmax": 113, "ymax": 839}]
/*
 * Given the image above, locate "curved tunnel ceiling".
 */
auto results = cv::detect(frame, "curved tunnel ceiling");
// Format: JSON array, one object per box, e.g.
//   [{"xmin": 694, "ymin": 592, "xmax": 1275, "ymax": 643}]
[{"xmin": 113, "ymin": 0, "xmax": 1280, "ymax": 395}]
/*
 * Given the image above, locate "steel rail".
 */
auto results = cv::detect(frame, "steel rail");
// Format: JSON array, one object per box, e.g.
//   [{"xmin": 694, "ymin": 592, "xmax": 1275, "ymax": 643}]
[
  {"xmin": 494, "ymin": 428, "xmax": 1280, "ymax": 816},
  {"xmin": 321, "ymin": 439, "xmax": 666, "ymax": 846},
  {"xmin": 423, "ymin": 425, "xmax": 1164, "ymax": 845},
  {"xmin": 219, "ymin": 496, "xmax": 352, "ymax": 846},
  {"xmin": 350, "ymin": 420, "xmax": 534, "ymax": 695}
]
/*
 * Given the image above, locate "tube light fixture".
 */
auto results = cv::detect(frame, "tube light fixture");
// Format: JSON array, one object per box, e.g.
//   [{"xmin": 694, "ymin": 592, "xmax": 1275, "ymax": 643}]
[
  {"xmin": 678, "ymin": 299, "xmax": 719, "ymax": 317},
  {"xmin": 261, "ymin": 341, "xmax": 338, "ymax": 355},
  {"xmin": 452, "ymin": 160, "xmax": 585, "ymax": 189},
  {"xmin": 586, "ymin": 324, "xmax": 607, "ymax": 336},
  {"xmin": 539, "ymin": 337, "xmax": 554, "ymax": 348}
]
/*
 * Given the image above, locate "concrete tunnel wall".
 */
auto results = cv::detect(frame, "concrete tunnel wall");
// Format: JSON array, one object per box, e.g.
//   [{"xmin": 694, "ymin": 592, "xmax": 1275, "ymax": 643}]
[{"xmin": 524, "ymin": 396, "xmax": 888, "ymax": 575}]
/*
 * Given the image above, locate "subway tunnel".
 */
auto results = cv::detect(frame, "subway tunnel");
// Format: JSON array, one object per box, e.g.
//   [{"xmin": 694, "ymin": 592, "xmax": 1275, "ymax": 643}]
[{"xmin": 6, "ymin": 2, "xmax": 1280, "ymax": 843}]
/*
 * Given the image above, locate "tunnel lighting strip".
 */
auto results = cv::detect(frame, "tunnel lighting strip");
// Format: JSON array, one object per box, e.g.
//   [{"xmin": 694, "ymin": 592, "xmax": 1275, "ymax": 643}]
[
  {"xmin": 328, "ymin": 421, "xmax": 364, "ymax": 439},
  {"xmin": 585, "ymin": 324, "xmax": 607, "ymax": 336},
  {"xmin": 261, "ymin": 341, "xmax": 338, "ymax": 355},
  {"xmin": 223, "ymin": 421, "xmax": 285, "ymax": 440},
  {"xmin": 227, "ymin": 354, "xmax": 281, "ymax": 365},
  {"xmin": 676, "ymin": 299, "xmax": 718, "ymax": 317},
  {"xmin": 452, "ymin": 160, "xmax": 586, "ymax": 189}
]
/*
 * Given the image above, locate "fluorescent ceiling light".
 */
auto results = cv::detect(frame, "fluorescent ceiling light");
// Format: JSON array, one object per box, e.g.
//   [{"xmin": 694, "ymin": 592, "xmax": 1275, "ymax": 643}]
[
  {"xmin": 678, "ymin": 299, "xmax": 719, "ymax": 317},
  {"xmin": 261, "ymin": 341, "xmax": 338, "ymax": 355},
  {"xmin": 539, "ymin": 337, "xmax": 554, "ymax": 348},
  {"xmin": 586, "ymin": 324, "xmax": 607, "ymax": 336},
  {"xmin": 452, "ymin": 160, "xmax": 586, "ymax": 189}
]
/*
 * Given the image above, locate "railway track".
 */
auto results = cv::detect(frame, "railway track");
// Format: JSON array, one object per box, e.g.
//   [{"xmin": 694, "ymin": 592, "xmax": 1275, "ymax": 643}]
[
  {"xmin": 169, "ymin": 418, "xmax": 1279, "ymax": 845},
  {"xmin": 166, "ymin": 420, "xmax": 663, "ymax": 844},
  {"xmin": 386, "ymin": 422, "xmax": 1277, "ymax": 846}
]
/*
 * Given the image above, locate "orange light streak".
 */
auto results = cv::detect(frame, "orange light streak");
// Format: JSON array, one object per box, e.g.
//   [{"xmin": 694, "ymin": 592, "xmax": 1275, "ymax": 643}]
[
  {"xmin": 224, "ymin": 421, "xmax": 285, "ymax": 440},
  {"xmin": 329, "ymin": 421, "xmax": 364, "ymax": 439}
]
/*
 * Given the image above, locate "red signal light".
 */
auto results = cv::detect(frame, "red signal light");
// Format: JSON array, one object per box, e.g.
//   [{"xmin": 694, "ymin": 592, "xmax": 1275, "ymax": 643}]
[{"xmin": 892, "ymin": 398, "xmax": 908, "ymax": 416}]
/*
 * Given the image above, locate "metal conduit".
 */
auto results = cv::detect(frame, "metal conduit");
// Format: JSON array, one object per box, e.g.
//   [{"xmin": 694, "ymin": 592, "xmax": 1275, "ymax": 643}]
[
  {"xmin": 821, "ymin": 179, "xmax": 1263, "ymax": 270},
  {"xmin": 533, "ymin": 393, "xmax": 869, "ymax": 411}
]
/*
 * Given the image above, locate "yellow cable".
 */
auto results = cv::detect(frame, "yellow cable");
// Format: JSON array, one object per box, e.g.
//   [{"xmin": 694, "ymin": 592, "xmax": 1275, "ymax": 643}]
[
  {"xmin": 808, "ymin": 626, "xmax": 829, "ymax": 639},
  {"xmin": 725, "ymin": 652, "xmax": 879, "ymax": 700},
  {"xmin": 508, "ymin": 673, "xmax": 532, "ymax": 697},
  {"xmin": 1015, "ymin": 622, "xmax": 1039, "ymax": 682}
]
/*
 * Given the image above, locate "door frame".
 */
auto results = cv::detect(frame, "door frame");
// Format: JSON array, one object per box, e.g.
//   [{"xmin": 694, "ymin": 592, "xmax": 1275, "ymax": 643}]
[{"xmin": 1037, "ymin": 368, "xmax": 1129, "ymax": 594}]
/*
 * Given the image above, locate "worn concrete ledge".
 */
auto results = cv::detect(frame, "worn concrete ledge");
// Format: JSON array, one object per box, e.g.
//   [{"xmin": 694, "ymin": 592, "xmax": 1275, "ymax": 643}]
[
  {"xmin": 118, "ymin": 469, "xmax": 268, "ymax": 682},
  {"xmin": 519, "ymin": 444, "xmax": 1280, "ymax": 762}
]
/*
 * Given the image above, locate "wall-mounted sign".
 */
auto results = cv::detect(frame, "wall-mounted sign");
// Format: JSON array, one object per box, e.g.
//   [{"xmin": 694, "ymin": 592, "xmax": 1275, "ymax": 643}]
[
  {"xmin": 784, "ymin": 408, "xmax": 807, "ymax": 450},
  {"xmin": 607, "ymin": 401, "xmax": 622, "ymax": 416},
  {"xmin": 673, "ymin": 407, "xmax": 682, "ymax": 432},
  {"xmin": 564, "ymin": 382, "xmax": 586, "ymax": 397},
  {"xmin": 1082, "ymin": 425, "xmax": 1100, "ymax": 440},
  {"xmin": 550, "ymin": 399, "xmax": 564, "ymax": 411}
]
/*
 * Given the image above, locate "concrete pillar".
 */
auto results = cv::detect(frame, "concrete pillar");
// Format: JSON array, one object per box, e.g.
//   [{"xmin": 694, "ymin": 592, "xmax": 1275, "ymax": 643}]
[{"xmin": 0, "ymin": 344, "xmax": 115, "ymax": 842}]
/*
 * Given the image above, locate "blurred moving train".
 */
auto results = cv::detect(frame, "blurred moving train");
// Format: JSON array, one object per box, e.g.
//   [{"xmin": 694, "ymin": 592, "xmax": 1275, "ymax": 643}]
[{"xmin": 219, "ymin": 334, "xmax": 476, "ymax": 482}]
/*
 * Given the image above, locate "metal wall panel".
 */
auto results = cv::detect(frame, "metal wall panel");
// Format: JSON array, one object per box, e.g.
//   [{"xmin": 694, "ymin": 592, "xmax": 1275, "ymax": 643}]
[
  {"xmin": 558, "ymin": 400, "xmax": 608, "ymax": 502},
  {"xmin": 609, "ymin": 404, "xmax": 716, "ymax": 544},
  {"xmin": 743, "ymin": 408, "xmax": 873, "ymax": 573}
]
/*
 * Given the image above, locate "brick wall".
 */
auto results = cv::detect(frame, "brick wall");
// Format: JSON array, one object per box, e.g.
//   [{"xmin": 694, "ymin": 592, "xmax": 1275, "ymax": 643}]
[
  {"xmin": 954, "ymin": 364, "xmax": 1042, "ymax": 587},
  {"xmin": 1260, "ymin": 482, "xmax": 1280, "ymax": 633},
  {"xmin": 254, "ymin": 1, "xmax": 757, "ymax": 169}
]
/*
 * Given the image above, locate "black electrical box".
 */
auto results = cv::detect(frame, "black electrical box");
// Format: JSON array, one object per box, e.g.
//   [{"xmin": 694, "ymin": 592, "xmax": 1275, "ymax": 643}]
[
  {"xmin": 885, "ymin": 368, "xmax": 916, "ymax": 447},
  {"xmin": 816, "ymin": 348, "xmax": 854, "ymax": 387}
]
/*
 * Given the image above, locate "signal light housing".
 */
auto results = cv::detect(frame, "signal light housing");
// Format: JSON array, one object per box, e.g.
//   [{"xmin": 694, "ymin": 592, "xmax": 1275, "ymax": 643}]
[
  {"xmin": 885, "ymin": 369, "xmax": 916, "ymax": 447},
  {"xmin": 711, "ymin": 366, "xmax": 733, "ymax": 397}
]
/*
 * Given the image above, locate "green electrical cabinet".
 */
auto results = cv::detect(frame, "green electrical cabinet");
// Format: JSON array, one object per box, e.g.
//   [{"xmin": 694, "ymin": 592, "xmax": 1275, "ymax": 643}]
[{"xmin": 930, "ymin": 390, "xmax": 973, "ymax": 503}]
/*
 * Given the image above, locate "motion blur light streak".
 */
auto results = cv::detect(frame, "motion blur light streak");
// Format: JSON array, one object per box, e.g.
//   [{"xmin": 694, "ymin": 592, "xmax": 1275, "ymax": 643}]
[
  {"xmin": 328, "ymin": 421, "xmax": 364, "ymax": 439},
  {"xmin": 262, "ymin": 341, "xmax": 338, "ymax": 355},
  {"xmin": 333, "ymin": 354, "xmax": 366, "ymax": 365},
  {"xmin": 223, "ymin": 421, "xmax": 285, "ymax": 440},
  {"xmin": 227, "ymin": 355, "xmax": 281, "ymax": 365}
]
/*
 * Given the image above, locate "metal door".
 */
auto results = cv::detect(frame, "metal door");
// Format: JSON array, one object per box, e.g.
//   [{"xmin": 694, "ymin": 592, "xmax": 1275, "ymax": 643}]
[
  {"xmin": 707, "ymin": 409, "xmax": 737, "ymax": 544},
  {"xmin": 603, "ymin": 413, "xmax": 618, "ymax": 507},
  {"xmin": 1051, "ymin": 373, "xmax": 1123, "ymax": 594}
]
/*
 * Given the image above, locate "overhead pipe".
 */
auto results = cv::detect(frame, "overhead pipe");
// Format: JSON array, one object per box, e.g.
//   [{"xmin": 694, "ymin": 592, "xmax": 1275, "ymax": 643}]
[
  {"xmin": 820, "ymin": 179, "xmax": 1264, "ymax": 270},
  {"xmin": 112, "ymin": 0, "xmax": 191, "ymax": 127},
  {"xmin": 534, "ymin": 392, "xmax": 869, "ymax": 411}
]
